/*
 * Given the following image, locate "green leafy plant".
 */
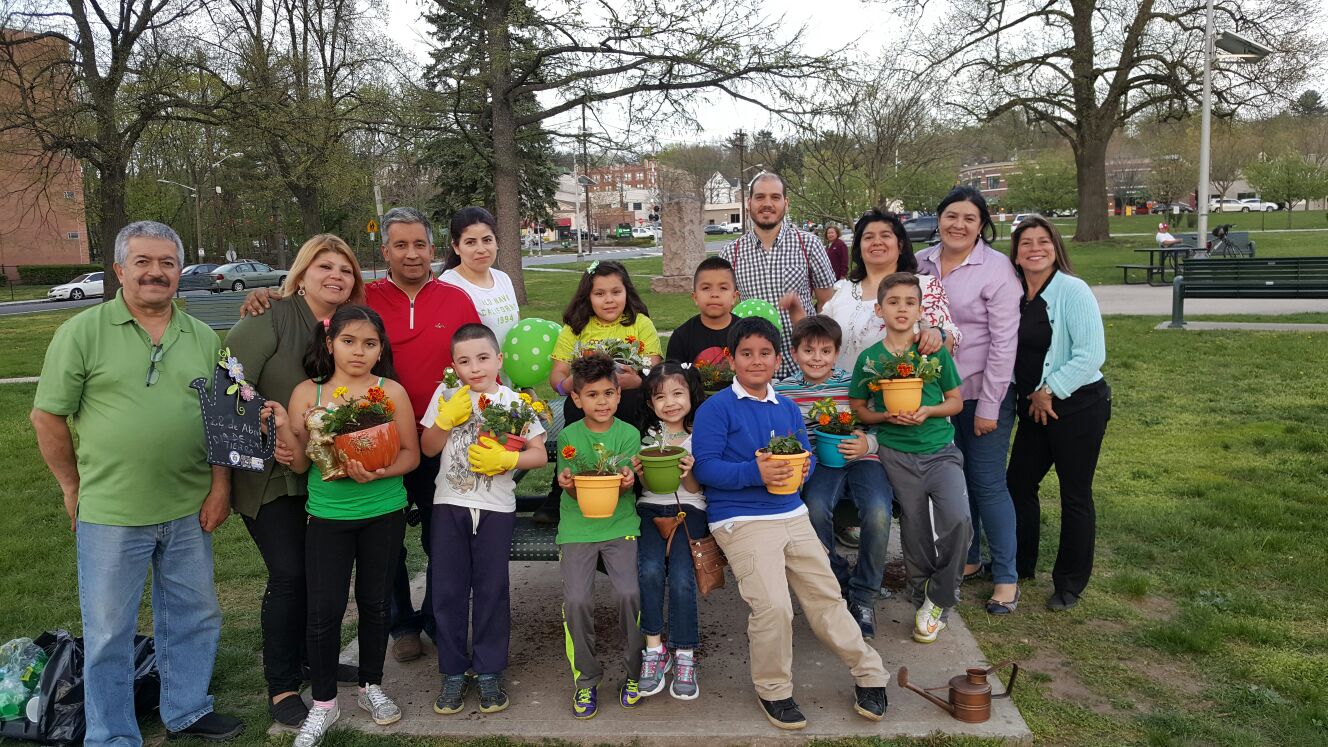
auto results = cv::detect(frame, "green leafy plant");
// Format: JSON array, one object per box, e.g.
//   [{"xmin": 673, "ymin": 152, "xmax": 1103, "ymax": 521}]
[
  {"xmin": 762, "ymin": 431, "xmax": 805, "ymax": 455},
  {"xmin": 694, "ymin": 346, "xmax": 734, "ymax": 390},
  {"xmin": 640, "ymin": 425, "xmax": 686, "ymax": 456},
  {"xmin": 573, "ymin": 337, "xmax": 648, "ymax": 371},
  {"xmin": 861, "ymin": 349, "xmax": 943, "ymax": 387},
  {"xmin": 321, "ymin": 385, "xmax": 396, "ymax": 436},
  {"xmin": 562, "ymin": 442, "xmax": 632, "ymax": 476},
  {"xmin": 477, "ymin": 392, "xmax": 543, "ymax": 444},
  {"xmin": 808, "ymin": 398, "xmax": 858, "ymax": 435}
]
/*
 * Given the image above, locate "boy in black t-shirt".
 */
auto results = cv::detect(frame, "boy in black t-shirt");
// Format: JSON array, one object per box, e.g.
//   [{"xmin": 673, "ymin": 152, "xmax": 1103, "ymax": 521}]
[{"xmin": 666, "ymin": 257, "xmax": 739, "ymax": 363}]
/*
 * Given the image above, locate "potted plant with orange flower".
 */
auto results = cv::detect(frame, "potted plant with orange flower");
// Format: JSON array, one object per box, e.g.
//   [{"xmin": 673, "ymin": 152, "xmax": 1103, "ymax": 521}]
[
  {"xmin": 476, "ymin": 391, "xmax": 546, "ymax": 452},
  {"xmin": 807, "ymin": 398, "xmax": 860, "ymax": 468},
  {"xmin": 862, "ymin": 351, "xmax": 943, "ymax": 415},
  {"xmin": 572, "ymin": 338, "xmax": 648, "ymax": 372},
  {"xmin": 694, "ymin": 346, "xmax": 734, "ymax": 395},
  {"xmin": 321, "ymin": 385, "xmax": 400, "ymax": 473},
  {"xmin": 562, "ymin": 443, "xmax": 632, "ymax": 518}
]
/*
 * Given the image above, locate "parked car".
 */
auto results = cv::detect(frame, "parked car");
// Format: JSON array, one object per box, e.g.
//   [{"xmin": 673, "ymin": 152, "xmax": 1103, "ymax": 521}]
[
  {"xmin": 704, "ymin": 224, "xmax": 728, "ymax": 235},
  {"xmin": 1238, "ymin": 198, "xmax": 1279, "ymax": 212},
  {"xmin": 631, "ymin": 226, "xmax": 660, "ymax": 241},
  {"xmin": 1157, "ymin": 202, "xmax": 1194, "ymax": 214},
  {"xmin": 613, "ymin": 224, "xmax": 633, "ymax": 240},
  {"xmin": 722, "ymin": 222, "xmax": 743, "ymax": 233},
  {"xmin": 209, "ymin": 261, "xmax": 286, "ymax": 293},
  {"xmin": 48, "ymin": 271, "xmax": 104, "ymax": 301},
  {"xmin": 1011, "ymin": 213, "xmax": 1038, "ymax": 231},
  {"xmin": 179, "ymin": 263, "xmax": 219, "ymax": 291},
  {"xmin": 1209, "ymin": 198, "xmax": 1250, "ymax": 212},
  {"xmin": 902, "ymin": 215, "xmax": 939, "ymax": 245}
]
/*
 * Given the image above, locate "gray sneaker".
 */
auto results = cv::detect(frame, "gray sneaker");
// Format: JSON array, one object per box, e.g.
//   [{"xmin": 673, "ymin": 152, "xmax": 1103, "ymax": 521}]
[
  {"xmin": 293, "ymin": 703, "xmax": 338, "ymax": 747},
  {"xmin": 670, "ymin": 652, "xmax": 699, "ymax": 700},
  {"xmin": 356, "ymin": 684, "xmax": 401, "ymax": 725},
  {"xmin": 639, "ymin": 648, "xmax": 672, "ymax": 696}
]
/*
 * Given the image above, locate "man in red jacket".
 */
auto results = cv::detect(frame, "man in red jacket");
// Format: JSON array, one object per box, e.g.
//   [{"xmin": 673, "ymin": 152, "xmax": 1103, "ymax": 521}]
[{"xmin": 243, "ymin": 207, "xmax": 481, "ymax": 663}]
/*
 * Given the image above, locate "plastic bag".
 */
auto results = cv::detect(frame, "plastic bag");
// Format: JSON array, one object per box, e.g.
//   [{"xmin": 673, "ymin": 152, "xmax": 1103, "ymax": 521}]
[{"xmin": 0, "ymin": 630, "xmax": 159, "ymax": 745}]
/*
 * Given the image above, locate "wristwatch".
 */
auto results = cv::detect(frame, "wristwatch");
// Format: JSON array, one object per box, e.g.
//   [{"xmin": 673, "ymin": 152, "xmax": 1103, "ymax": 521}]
[{"xmin": 1039, "ymin": 384, "xmax": 1054, "ymax": 398}]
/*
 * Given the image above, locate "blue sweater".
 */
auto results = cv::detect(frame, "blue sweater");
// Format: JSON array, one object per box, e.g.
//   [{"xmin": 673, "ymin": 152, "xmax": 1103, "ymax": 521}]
[
  {"xmin": 1036, "ymin": 272, "xmax": 1107, "ymax": 398},
  {"xmin": 692, "ymin": 385, "xmax": 815, "ymax": 524}
]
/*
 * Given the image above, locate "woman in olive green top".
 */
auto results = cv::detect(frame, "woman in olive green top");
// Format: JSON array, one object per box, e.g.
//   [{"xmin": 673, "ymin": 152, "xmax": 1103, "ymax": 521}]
[{"xmin": 225, "ymin": 234, "xmax": 365, "ymax": 726}]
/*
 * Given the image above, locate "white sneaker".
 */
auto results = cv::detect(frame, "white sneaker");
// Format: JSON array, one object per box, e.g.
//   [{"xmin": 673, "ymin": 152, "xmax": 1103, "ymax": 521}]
[
  {"xmin": 913, "ymin": 598, "xmax": 947, "ymax": 644},
  {"xmin": 293, "ymin": 703, "xmax": 339, "ymax": 747},
  {"xmin": 357, "ymin": 684, "xmax": 402, "ymax": 725}
]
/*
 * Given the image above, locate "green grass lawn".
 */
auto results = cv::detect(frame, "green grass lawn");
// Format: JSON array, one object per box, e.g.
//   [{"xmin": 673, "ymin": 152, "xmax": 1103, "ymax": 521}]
[
  {"xmin": 4, "ymin": 313, "xmax": 1327, "ymax": 745},
  {"xmin": 0, "ymin": 285, "xmax": 54, "ymax": 302},
  {"xmin": 1035, "ymin": 208, "xmax": 1328, "ymax": 236}
]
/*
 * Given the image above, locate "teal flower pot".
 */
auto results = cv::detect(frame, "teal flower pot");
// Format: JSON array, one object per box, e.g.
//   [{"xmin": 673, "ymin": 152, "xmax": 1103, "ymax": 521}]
[{"xmin": 814, "ymin": 429, "xmax": 854, "ymax": 468}]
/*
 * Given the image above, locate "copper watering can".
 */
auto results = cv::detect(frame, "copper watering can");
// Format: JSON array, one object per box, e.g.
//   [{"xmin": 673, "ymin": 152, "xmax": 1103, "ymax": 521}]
[{"xmin": 896, "ymin": 661, "xmax": 1019, "ymax": 723}]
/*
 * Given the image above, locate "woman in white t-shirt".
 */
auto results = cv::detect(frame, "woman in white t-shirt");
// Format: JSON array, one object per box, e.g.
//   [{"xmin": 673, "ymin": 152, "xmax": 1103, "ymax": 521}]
[{"xmin": 440, "ymin": 207, "xmax": 521, "ymax": 345}]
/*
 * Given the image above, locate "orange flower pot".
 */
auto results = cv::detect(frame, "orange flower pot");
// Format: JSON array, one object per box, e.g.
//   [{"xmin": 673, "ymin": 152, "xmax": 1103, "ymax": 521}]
[
  {"xmin": 879, "ymin": 378, "xmax": 924, "ymax": 416},
  {"xmin": 482, "ymin": 431, "xmax": 527, "ymax": 453},
  {"xmin": 757, "ymin": 449, "xmax": 810, "ymax": 495},
  {"xmin": 334, "ymin": 422, "xmax": 400, "ymax": 473},
  {"xmin": 572, "ymin": 475, "xmax": 622, "ymax": 518}
]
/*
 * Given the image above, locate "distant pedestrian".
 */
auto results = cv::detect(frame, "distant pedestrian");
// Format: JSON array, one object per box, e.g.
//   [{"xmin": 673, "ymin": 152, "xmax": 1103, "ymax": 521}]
[{"xmin": 824, "ymin": 225, "xmax": 849, "ymax": 280}]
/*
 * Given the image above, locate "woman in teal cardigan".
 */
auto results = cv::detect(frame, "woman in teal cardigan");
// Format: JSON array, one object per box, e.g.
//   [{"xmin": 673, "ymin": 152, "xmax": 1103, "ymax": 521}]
[{"xmin": 1006, "ymin": 216, "xmax": 1110, "ymax": 612}]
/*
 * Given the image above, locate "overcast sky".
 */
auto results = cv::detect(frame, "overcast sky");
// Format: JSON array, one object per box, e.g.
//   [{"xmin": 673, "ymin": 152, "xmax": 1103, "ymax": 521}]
[{"xmin": 384, "ymin": 0, "xmax": 1328, "ymax": 150}]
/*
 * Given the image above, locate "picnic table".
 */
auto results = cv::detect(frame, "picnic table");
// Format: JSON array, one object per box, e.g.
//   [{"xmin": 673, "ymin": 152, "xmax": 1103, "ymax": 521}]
[{"xmin": 1119, "ymin": 246, "xmax": 1191, "ymax": 285}]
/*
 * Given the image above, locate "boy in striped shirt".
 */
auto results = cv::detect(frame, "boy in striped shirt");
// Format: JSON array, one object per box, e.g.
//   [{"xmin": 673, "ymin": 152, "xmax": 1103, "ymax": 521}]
[{"xmin": 774, "ymin": 316, "xmax": 894, "ymax": 639}]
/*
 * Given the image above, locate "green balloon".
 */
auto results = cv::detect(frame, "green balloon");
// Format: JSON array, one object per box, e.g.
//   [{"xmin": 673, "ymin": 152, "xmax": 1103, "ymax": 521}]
[
  {"xmin": 502, "ymin": 317, "xmax": 563, "ymax": 388},
  {"xmin": 732, "ymin": 298, "xmax": 783, "ymax": 332}
]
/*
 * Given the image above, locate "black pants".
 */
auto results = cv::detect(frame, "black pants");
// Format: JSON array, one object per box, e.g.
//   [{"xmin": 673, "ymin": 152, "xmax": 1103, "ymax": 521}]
[
  {"xmin": 389, "ymin": 453, "xmax": 440, "ymax": 638},
  {"xmin": 242, "ymin": 494, "xmax": 308, "ymax": 698},
  {"xmin": 306, "ymin": 509, "xmax": 406, "ymax": 701},
  {"xmin": 1007, "ymin": 393, "xmax": 1110, "ymax": 598}
]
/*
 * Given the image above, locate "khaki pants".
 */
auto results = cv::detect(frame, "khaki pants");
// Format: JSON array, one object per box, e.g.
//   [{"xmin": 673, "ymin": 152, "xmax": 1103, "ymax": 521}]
[{"xmin": 712, "ymin": 513, "xmax": 890, "ymax": 700}]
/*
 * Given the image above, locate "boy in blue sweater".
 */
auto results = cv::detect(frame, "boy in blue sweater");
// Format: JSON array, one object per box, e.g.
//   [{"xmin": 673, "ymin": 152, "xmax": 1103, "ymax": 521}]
[{"xmin": 693, "ymin": 317, "xmax": 888, "ymax": 731}]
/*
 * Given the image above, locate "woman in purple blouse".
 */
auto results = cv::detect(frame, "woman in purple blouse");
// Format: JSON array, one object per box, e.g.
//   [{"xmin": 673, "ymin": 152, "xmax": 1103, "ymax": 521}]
[{"xmin": 915, "ymin": 186, "xmax": 1023, "ymax": 614}]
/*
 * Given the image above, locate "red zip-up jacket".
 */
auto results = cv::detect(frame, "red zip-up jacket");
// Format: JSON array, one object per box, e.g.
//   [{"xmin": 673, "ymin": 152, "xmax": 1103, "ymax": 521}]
[{"xmin": 365, "ymin": 276, "xmax": 481, "ymax": 426}]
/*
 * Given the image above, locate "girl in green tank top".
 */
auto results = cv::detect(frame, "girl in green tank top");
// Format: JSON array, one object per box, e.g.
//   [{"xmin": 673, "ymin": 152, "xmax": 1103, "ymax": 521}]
[{"xmin": 261, "ymin": 304, "xmax": 420, "ymax": 737}]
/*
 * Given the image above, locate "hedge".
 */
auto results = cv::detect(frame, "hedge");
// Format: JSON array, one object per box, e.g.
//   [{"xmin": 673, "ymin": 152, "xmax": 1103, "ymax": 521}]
[{"xmin": 18, "ymin": 264, "xmax": 102, "ymax": 285}]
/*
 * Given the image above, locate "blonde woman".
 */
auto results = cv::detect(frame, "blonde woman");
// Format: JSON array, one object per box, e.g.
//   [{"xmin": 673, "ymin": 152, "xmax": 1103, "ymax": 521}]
[{"xmin": 226, "ymin": 234, "xmax": 365, "ymax": 726}]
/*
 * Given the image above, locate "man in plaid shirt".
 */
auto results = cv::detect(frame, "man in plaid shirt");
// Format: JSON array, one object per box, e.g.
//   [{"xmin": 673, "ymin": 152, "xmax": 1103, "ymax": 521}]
[{"xmin": 719, "ymin": 172, "xmax": 836, "ymax": 378}]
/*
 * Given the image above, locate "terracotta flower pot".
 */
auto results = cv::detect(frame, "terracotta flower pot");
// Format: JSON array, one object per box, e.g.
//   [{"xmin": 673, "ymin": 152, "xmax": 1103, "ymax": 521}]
[
  {"xmin": 638, "ymin": 446, "xmax": 686, "ymax": 493},
  {"xmin": 334, "ymin": 422, "xmax": 400, "ymax": 473},
  {"xmin": 880, "ymin": 377, "xmax": 924, "ymax": 415},
  {"xmin": 572, "ymin": 474, "xmax": 622, "ymax": 518},
  {"xmin": 482, "ymin": 431, "xmax": 527, "ymax": 453},
  {"xmin": 757, "ymin": 449, "xmax": 810, "ymax": 495}
]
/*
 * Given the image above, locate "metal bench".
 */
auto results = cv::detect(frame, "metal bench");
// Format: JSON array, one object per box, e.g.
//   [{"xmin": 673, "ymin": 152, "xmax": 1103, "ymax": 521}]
[
  {"xmin": 178, "ymin": 293, "xmax": 248, "ymax": 330},
  {"xmin": 1169, "ymin": 256, "xmax": 1328, "ymax": 327}
]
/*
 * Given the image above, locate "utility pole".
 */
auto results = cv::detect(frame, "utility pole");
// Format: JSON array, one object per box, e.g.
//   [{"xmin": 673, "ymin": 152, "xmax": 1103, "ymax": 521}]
[
  {"xmin": 582, "ymin": 103, "xmax": 594, "ymax": 255},
  {"xmin": 730, "ymin": 129, "xmax": 748, "ymax": 230}
]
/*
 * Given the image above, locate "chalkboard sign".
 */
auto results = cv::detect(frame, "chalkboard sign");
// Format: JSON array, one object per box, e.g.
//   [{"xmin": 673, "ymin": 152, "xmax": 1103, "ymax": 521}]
[{"xmin": 190, "ymin": 351, "xmax": 276, "ymax": 472}]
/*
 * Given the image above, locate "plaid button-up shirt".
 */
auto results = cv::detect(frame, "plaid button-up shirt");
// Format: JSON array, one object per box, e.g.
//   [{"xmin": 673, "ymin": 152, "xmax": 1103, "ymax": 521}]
[{"xmin": 720, "ymin": 224, "xmax": 836, "ymax": 378}]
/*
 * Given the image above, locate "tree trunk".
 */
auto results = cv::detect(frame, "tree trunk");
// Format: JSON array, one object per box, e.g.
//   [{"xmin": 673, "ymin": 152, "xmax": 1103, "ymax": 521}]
[
  {"xmin": 97, "ymin": 160, "xmax": 128, "ymax": 301},
  {"xmin": 486, "ymin": 0, "xmax": 526, "ymax": 303},
  {"xmin": 1072, "ymin": 134, "xmax": 1110, "ymax": 242},
  {"xmin": 294, "ymin": 184, "xmax": 322, "ymax": 237}
]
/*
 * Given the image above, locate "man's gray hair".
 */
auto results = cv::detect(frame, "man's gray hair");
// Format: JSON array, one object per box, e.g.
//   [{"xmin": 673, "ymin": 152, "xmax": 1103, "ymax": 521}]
[
  {"xmin": 114, "ymin": 220, "xmax": 185, "ymax": 265},
  {"xmin": 381, "ymin": 207, "xmax": 434, "ymax": 245}
]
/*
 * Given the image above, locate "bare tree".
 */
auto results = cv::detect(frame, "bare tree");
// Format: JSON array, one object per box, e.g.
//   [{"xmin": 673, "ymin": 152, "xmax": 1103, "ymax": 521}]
[
  {"xmin": 1208, "ymin": 119, "xmax": 1257, "ymax": 200},
  {"xmin": 423, "ymin": 0, "xmax": 837, "ymax": 302},
  {"xmin": 918, "ymin": 0, "xmax": 1322, "ymax": 241},
  {"xmin": 1, "ymin": 0, "xmax": 210, "ymax": 297}
]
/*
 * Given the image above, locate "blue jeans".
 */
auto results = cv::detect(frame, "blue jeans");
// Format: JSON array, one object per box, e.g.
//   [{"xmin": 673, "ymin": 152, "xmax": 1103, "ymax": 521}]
[
  {"xmin": 801, "ymin": 458, "xmax": 894, "ymax": 606},
  {"xmin": 77, "ymin": 514, "xmax": 221, "ymax": 746},
  {"xmin": 952, "ymin": 386, "xmax": 1019, "ymax": 585},
  {"xmin": 636, "ymin": 503, "xmax": 707, "ymax": 649}
]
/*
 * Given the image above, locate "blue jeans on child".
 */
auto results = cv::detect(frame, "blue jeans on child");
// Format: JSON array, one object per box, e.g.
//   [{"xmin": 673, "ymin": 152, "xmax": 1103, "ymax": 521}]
[
  {"xmin": 952, "ymin": 386, "xmax": 1019, "ymax": 585},
  {"xmin": 636, "ymin": 503, "xmax": 707, "ymax": 650},
  {"xmin": 77, "ymin": 514, "xmax": 221, "ymax": 747},
  {"xmin": 800, "ymin": 458, "xmax": 894, "ymax": 606}
]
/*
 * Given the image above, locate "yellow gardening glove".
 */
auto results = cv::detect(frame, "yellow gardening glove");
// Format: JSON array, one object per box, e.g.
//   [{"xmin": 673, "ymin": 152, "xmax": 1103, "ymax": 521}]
[
  {"xmin": 468, "ymin": 436, "xmax": 519, "ymax": 476},
  {"xmin": 434, "ymin": 385, "xmax": 473, "ymax": 430}
]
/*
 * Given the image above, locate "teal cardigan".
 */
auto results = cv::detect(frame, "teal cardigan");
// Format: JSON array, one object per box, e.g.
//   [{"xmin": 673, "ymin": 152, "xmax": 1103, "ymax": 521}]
[{"xmin": 1033, "ymin": 272, "xmax": 1106, "ymax": 399}]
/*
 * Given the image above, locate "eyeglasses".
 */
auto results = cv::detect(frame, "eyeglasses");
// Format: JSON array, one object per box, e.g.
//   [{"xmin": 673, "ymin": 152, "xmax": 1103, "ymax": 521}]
[{"xmin": 145, "ymin": 344, "xmax": 164, "ymax": 387}]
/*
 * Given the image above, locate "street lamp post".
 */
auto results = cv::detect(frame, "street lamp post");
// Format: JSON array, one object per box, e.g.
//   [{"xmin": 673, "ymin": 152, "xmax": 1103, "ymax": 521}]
[
  {"xmin": 156, "ymin": 152, "xmax": 243, "ymax": 264},
  {"xmin": 1196, "ymin": 10, "xmax": 1271, "ymax": 245}
]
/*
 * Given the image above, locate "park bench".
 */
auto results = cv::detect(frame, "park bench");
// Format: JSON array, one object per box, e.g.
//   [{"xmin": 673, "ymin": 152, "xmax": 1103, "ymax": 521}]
[
  {"xmin": 1180, "ymin": 229, "xmax": 1256, "ymax": 258},
  {"xmin": 1169, "ymin": 256, "xmax": 1328, "ymax": 327},
  {"xmin": 178, "ymin": 292, "xmax": 248, "ymax": 330}
]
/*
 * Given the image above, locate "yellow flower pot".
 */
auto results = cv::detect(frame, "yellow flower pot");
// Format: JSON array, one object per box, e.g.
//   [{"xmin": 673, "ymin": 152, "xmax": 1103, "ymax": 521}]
[
  {"xmin": 879, "ymin": 377, "xmax": 924, "ymax": 415},
  {"xmin": 572, "ymin": 474, "xmax": 622, "ymax": 518},
  {"xmin": 758, "ymin": 449, "xmax": 810, "ymax": 495}
]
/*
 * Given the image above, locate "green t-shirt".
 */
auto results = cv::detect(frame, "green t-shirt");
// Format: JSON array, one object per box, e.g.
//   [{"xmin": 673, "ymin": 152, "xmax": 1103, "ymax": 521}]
[
  {"xmin": 306, "ymin": 463, "xmax": 407, "ymax": 520},
  {"xmin": 849, "ymin": 343, "xmax": 962, "ymax": 455},
  {"xmin": 555, "ymin": 418, "xmax": 641, "ymax": 544},
  {"xmin": 33, "ymin": 291, "xmax": 221, "ymax": 526}
]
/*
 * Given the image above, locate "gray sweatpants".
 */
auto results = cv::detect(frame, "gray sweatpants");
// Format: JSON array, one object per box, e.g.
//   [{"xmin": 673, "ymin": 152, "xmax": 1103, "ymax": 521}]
[
  {"xmin": 559, "ymin": 538, "xmax": 644, "ymax": 689},
  {"xmin": 879, "ymin": 443, "xmax": 973, "ymax": 609}
]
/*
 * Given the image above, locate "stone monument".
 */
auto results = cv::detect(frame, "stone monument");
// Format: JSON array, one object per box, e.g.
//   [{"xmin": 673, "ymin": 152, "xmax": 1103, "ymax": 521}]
[{"xmin": 651, "ymin": 194, "xmax": 707, "ymax": 293}]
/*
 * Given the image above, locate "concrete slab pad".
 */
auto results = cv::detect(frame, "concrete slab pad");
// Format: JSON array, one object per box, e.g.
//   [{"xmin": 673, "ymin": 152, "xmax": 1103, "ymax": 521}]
[{"xmin": 295, "ymin": 533, "xmax": 1030, "ymax": 744}]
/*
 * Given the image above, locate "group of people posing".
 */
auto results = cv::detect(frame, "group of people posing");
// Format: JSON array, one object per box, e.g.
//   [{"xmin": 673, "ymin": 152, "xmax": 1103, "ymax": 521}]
[{"xmin": 31, "ymin": 174, "xmax": 1109, "ymax": 747}]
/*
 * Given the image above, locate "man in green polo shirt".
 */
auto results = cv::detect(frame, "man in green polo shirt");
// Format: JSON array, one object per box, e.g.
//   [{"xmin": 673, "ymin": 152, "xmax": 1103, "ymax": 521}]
[{"xmin": 30, "ymin": 221, "xmax": 244, "ymax": 745}]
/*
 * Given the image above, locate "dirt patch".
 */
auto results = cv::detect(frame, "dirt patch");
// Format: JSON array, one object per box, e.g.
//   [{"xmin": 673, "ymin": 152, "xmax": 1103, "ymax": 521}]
[
  {"xmin": 1020, "ymin": 650, "xmax": 1119, "ymax": 716},
  {"xmin": 882, "ymin": 558, "xmax": 907, "ymax": 591},
  {"xmin": 1128, "ymin": 594, "xmax": 1178, "ymax": 619}
]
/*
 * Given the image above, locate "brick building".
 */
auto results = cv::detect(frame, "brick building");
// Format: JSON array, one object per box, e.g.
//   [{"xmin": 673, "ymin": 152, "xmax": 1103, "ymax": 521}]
[{"xmin": 0, "ymin": 31, "xmax": 91, "ymax": 281}]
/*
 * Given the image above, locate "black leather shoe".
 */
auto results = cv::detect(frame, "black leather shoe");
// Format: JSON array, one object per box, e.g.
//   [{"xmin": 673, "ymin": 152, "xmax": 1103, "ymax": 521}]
[
  {"xmin": 854, "ymin": 685, "xmax": 888, "ymax": 721},
  {"xmin": 531, "ymin": 494, "xmax": 561, "ymax": 525},
  {"xmin": 849, "ymin": 600, "xmax": 876, "ymax": 639},
  {"xmin": 167, "ymin": 712, "xmax": 245, "ymax": 741},
  {"xmin": 1046, "ymin": 590, "xmax": 1081, "ymax": 611},
  {"xmin": 268, "ymin": 694, "xmax": 308, "ymax": 727},
  {"xmin": 758, "ymin": 696, "xmax": 807, "ymax": 730}
]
